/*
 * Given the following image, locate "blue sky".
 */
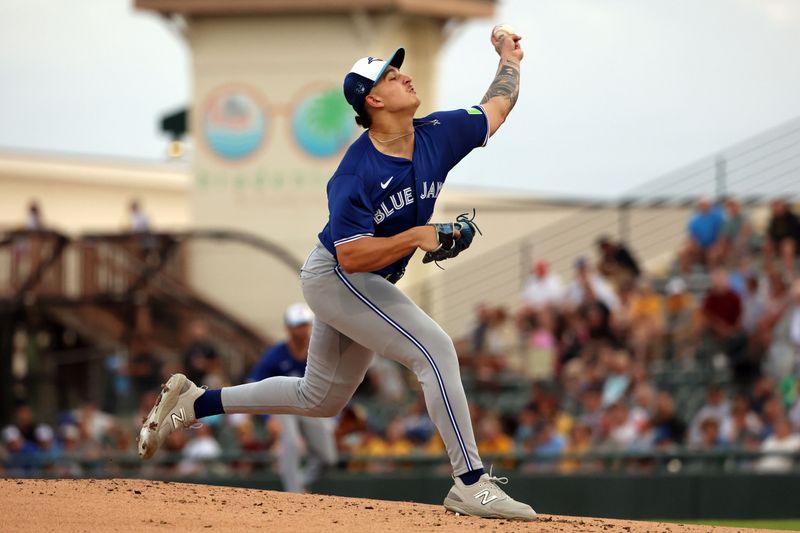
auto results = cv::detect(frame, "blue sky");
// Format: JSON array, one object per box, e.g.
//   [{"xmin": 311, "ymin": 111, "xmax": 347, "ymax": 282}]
[{"xmin": 1, "ymin": 0, "xmax": 799, "ymax": 197}]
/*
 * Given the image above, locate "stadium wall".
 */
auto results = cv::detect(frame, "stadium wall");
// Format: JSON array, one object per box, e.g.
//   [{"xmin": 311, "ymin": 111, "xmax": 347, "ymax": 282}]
[{"xmin": 175, "ymin": 473, "xmax": 800, "ymax": 520}]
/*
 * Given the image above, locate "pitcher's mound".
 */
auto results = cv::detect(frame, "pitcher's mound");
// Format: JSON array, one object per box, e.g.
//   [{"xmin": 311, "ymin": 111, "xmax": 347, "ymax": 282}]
[{"xmin": 0, "ymin": 479, "xmax": 769, "ymax": 532}]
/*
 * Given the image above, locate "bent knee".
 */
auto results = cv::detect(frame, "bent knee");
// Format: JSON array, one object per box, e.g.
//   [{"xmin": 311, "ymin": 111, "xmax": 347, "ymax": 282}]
[
  {"xmin": 302, "ymin": 396, "xmax": 347, "ymax": 418},
  {"xmin": 308, "ymin": 404, "xmax": 340, "ymax": 417}
]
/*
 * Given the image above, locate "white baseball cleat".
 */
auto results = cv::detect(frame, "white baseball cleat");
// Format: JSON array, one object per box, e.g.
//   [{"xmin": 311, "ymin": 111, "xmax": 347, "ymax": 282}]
[
  {"xmin": 443, "ymin": 469, "xmax": 537, "ymax": 521},
  {"xmin": 138, "ymin": 373, "xmax": 205, "ymax": 460}
]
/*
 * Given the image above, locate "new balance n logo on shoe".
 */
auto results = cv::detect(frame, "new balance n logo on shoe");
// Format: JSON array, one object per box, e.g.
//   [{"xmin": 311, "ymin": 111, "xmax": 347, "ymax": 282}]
[
  {"xmin": 474, "ymin": 489, "xmax": 498, "ymax": 505},
  {"xmin": 170, "ymin": 408, "xmax": 186, "ymax": 429}
]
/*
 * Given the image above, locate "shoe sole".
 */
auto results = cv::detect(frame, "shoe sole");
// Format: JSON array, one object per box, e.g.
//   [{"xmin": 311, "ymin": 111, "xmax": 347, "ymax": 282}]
[
  {"xmin": 443, "ymin": 498, "xmax": 537, "ymax": 522},
  {"xmin": 138, "ymin": 374, "xmax": 188, "ymax": 459}
]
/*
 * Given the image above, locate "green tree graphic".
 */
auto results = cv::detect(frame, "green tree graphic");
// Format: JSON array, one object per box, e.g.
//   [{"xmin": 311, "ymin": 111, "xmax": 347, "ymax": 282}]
[{"xmin": 306, "ymin": 88, "xmax": 351, "ymax": 137}]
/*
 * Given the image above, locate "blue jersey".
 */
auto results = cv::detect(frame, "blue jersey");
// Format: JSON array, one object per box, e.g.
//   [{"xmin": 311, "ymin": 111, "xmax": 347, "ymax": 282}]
[
  {"xmin": 318, "ymin": 106, "xmax": 490, "ymax": 281},
  {"xmin": 248, "ymin": 341, "xmax": 307, "ymax": 382}
]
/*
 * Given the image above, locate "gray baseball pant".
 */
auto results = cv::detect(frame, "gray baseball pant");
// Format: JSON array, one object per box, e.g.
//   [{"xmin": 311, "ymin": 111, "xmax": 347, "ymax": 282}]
[
  {"xmin": 221, "ymin": 244, "xmax": 483, "ymax": 475},
  {"xmin": 275, "ymin": 414, "xmax": 337, "ymax": 493}
]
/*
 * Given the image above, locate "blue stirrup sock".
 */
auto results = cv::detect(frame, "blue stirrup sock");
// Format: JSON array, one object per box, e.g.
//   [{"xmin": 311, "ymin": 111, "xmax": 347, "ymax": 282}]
[
  {"xmin": 193, "ymin": 389, "xmax": 224, "ymax": 419},
  {"xmin": 459, "ymin": 468, "xmax": 485, "ymax": 486}
]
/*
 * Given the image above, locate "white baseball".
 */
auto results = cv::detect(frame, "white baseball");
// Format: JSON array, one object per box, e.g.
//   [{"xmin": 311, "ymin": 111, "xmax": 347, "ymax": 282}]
[{"xmin": 492, "ymin": 23, "xmax": 516, "ymax": 41}]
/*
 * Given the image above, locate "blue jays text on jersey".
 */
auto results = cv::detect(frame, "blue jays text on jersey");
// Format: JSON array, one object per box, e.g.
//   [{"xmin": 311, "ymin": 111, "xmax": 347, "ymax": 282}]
[{"xmin": 318, "ymin": 106, "xmax": 490, "ymax": 282}]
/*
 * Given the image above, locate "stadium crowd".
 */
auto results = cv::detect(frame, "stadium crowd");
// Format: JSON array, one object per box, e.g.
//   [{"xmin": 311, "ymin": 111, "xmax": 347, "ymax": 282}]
[{"xmin": 2, "ymin": 197, "xmax": 800, "ymax": 478}]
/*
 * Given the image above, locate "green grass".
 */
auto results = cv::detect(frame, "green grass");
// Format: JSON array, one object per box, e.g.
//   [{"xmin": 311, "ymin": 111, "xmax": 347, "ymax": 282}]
[{"xmin": 664, "ymin": 519, "xmax": 800, "ymax": 531}]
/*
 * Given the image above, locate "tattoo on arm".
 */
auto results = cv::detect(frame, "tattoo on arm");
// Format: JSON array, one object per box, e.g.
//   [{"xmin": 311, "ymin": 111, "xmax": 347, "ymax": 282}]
[{"xmin": 480, "ymin": 59, "xmax": 520, "ymax": 109}]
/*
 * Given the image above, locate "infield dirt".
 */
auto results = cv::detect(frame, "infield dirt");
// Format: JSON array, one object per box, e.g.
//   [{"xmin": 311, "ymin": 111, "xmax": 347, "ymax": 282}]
[{"xmin": 0, "ymin": 479, "xmax": 781, "ymax": 532}]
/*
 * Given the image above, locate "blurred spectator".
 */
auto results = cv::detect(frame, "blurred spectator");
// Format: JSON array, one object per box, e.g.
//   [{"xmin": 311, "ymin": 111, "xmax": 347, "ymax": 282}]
[
  {"xmin": 752, "ymin": 271, "xmax": 792, "ymax": 370},
  {"xmin": 630, "ymin": 382, "xmax": 655, "ymax": 433},
  {"xmin": 598, "ymin": 401, "xmax": 638, "ymax": 451},
  {"xmin": 72, "ymin": 400, "xmax": 114, "ymax": 443},
  {"xmin": 367, "ymin": 356, "xmax": 407, "ymax": 404},
  {"xmin": 697, "ymin": 269, "xmax": 749, "ymax": 381},
  {"xmin": 520, "ymin": 310, "xmax": 558, "ymax": 380},
  {"xmin": 679, "ymin": 197, "xmax": 725, "ymax": 273},
  {"xmin": 57, "ymin": 424, "xmax": 84, "ymax": 476},
  {"xmin": 471, "ymin": 305, "xmax": 515, "ymax": 381},
  {"xmin": 476, "ymin": 412, "xmax": 514, "ymax": 455},
  {"xmin": 651, "ymin": 391, "xmax": 686, "ymax": 448},
  {"xmin": 691, "ymin": 417, "xmax": 727, "ymax": 451},
  {"xmin": 596, "ymin": 235, "xmax": 641, "ymax": 285},
  {"xmin": 759, "ymin": 395, "xmax": 784, "ymax": 439},
  {"xmin": 127, "ymin": 336, "xmax": 162, "ymax": 400},
  {"xmin": 26, "ymin": 200, "xmax": 45, "ymax": 230},
  {"xmin": 248, "ymin": 303, "xmax": 337, "ymax": 493},
  {"xmin": 577, "ymin": 385, "xmax": 604, "ymax": 435},
  {"xmin": 2, "ymin": 425, "xmax": 38, "ymax": 475},
  {"xmin": 13, "ymin": 404, "xmax": 37, "ymax": 444},
  {"xmin": 584, "ymin": 302, "xmax": 618, "ymax": 350},
  {"xmin": 626, "ymin": 280, "xmax": 665, "ymax": 360},
  {"xmin": 688, "ymin": 384, "xmax": 730, "ymax": 447},
  {"xmin": 159, "ymin": 427, "xmax": 189, "ymax": 474},
  {"xmin": 601, "ymin": 350, "xmax": 632, "ymax": 407},
  {"xmin": 399, "ymin": 393, "xmax": 436, "ymax": 445},
  {"xmin": 471, "ymin": 303, "xmax": 493, "ymax": 351},
  {"xmin": 750, "ymin": 376, "xmax": 778, "ymax": 415},
  {"xmin": 764, "ymin": 199, "xmax": 800, "ymax": 275},
  {"xmin": 566, "ymin": 257, "xmax": 620, "ymax": 312},
  {"xmin": 513, "ymin": 407, "xmax": 539, "ymax": 448},
  {"xmin": 741, "ymin": 271, "xmax": 766, "ymax": 334},
  {"xmin": 754, "ymin": 417, "xmax": 800, "ymax": 473},
  {"xmin": 12, "ymin": 201, "xmax": 48, "ymax": 289},
  {"xmin": 712, "ymin": 197, "xmax": 754, "ymax": 267},
  {"xmin": 202, "ymin": 350, "xmax": 229, "ymax": 390},
  {"xmin": 182, "ymin": 320, "xmax": 221, "ymax": 386},
  {"xmin": 531, "ymin": 420, "xmax": 567, "ymax": 458},
  {"xmin": 179, "ymin": 425, "xmax": 223, "ymax": 476},
  {"xmin": 34, "ymin": 424, "xmax": 59, "ymax": 455},
  {"xmin": 127, "ymin": 199, "xmax": 162, "ymax": 264},
  {"xmin": 664, "ymin": 277, "xmax": 696, "ymax": 360},
  {"xmin": 520, "ymin": 260, "xmax": 565, "ymax": 312},
  {"xmin": 74, "ymin": 418, "xmax": 102, "ymax": 461},
  {"xmin": 129, "ymin": 199, "xmax": 151, "ymax": 233},
  {"xmin": 228, "ymin": 414, "xmax": 272, "ymax": 453},
  {"xmin": 352, "ymin": 419, "xmax": 413, "ymax": 473},
  {"xmin": 382, "ymin": 417, "xmax": 415, "ymax": 456},
  {"xmin": 764, "ymin": 279, "xmax": 800, "ymax": 381},
  {"xmin": 723, "ymin": 393, "xmax": 763, "ymax": 448},
  {"xmin": 335, "ymin": 404, "xmax": 369, "ymax": 454},
  {"xmin": 559, "ymin": 422, "xmax": 594, "ymax": 474}
]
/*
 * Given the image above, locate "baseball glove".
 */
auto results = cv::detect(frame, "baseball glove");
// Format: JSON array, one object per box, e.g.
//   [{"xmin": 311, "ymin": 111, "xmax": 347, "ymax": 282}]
[{"xmin": 422, "ymin": 210, "xmax": 482, "ymax": 265}]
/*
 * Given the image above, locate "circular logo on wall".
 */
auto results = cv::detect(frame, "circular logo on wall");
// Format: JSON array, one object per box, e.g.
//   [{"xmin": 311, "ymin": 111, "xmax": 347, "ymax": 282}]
[
  {"xmin": 292, "ymin": 87, "xmax": 355, "ymax": 158},
  {"xmin": 203, "ymin": 86, "xmax": 266, "ymax": 161}
]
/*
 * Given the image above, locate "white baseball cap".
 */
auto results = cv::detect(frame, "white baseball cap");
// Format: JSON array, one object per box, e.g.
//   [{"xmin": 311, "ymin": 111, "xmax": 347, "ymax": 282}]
[
  {"xmin": 343, "ymin": 47, "xmax": 405, "ymax": 113},
  {"xmin": 2, "ymin": 425, "xmax": 21, "ymax": 443},
  {"xmin": 665, "ymin": 277, "xmax": 688, "ymax": 295},
  {"xmin": 35, "ymin": 423, "xmax": 54, "ymax": 442},
  {"xmin": 284, "ymin": 302, "xmax": 314, "ymax": 327}
]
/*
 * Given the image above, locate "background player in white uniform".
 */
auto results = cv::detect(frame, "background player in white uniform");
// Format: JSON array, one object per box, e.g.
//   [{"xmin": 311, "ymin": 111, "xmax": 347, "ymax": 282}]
[
  {"xmin": 139, "ymin": 28, "xmax": 535, "ymax": 521},
  {"xmin": 248, "ymin": 303, "xmax": 337, "ymax": 493}
]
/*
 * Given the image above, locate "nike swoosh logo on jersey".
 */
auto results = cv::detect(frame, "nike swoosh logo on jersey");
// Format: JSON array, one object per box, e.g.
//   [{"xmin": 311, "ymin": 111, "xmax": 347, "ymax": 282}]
[{"xmin": 380, "ymin": 176, "xmax": 394, "ymax": 189}]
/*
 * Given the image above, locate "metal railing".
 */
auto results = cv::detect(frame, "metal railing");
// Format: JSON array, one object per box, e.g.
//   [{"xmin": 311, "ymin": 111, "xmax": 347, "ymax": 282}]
[{"xmin": 4, "ymin": 449, "xmax": 799, "ymax": 478}]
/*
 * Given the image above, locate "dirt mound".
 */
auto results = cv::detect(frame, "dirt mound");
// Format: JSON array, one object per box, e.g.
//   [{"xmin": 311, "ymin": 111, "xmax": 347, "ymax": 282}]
[{"xmin": 0, "ymin": 479, "xmax": 771, "ymax": 532}]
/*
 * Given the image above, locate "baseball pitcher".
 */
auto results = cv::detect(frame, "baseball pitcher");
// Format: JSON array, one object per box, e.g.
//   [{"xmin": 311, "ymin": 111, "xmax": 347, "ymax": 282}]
[{"xmin": 139, "ymin": 27, "xmax": 535, "ymax": 521}]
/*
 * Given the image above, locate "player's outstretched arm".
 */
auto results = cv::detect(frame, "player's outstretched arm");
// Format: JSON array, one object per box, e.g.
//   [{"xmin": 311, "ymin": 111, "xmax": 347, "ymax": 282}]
[
  {"xmin": 336, "ymin": 226, "xmax": 442, "ymax": 274},
  {"xmin": 481, "ymin": 28, "xmax": 523, "ymax": 137}
]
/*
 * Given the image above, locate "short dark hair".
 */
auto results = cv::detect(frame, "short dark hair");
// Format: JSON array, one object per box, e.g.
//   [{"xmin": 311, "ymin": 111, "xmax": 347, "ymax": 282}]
[{"xmin": 354, "ymin": 108, "xmax": 372, "ymax": 129}]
